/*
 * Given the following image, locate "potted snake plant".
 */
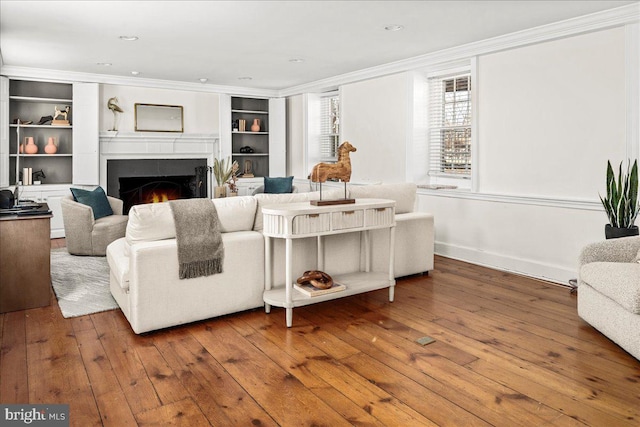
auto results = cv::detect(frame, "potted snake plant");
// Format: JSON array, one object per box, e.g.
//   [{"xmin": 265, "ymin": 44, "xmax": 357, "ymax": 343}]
[{"xmin": 600, "ymin": 159, "xmax": 639, "ymax": 239}]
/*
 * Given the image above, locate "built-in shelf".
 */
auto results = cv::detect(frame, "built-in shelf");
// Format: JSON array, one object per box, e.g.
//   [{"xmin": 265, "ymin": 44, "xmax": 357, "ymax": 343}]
[
  {"xmin": 231, "ymin": 109, "xmax": 269, "ymax": 115},
  {"xmin": 10, "ymin": 124, "xmax": 72, "ymax": 129},
  {"xmin": 8, "ymin": 80, "xmax": 74, "ymax": 186},
  {"xmin": 231, "ymin": 97, "xmax": 271, "ymax": 177},
  {"xmin": 10, "ymin": 154, "xmax": 73, "ymax": 158},
  {"xmin": 232, "ymin": 131, "xmax": 268, "ymax": 135},
  {"xmin": 9, "ymin": 96, "xmax": 73, "ymax": 104}
]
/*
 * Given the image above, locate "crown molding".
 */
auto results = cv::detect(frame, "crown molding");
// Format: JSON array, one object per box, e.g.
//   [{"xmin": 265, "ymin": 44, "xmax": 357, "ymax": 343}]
[
  {"xmin": 279, "ymin": 3, "xmax": 640, "ymax": 97},
  {"xmin": 0, "ymin": 65, "xmax": 280, "ymax": 98}
]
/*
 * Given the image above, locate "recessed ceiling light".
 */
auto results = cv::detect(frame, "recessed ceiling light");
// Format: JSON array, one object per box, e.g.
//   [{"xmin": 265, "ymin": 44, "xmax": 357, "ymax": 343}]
[
  {"xmin": 238, "ymin": 76, "xmax": 253, "ymax": 81},
  {"xmin": 119, "ymin": 35, "xmax": 139, "ymax": 41},
  {"xmin": 199, "ymin": 78, "xmax": 208, "ymax": 83},
  {"xmin": 96, "ymin": 62, "xmax": 112, "ymax": 66},
  {"xmin": 384, "ymin": 25, "xmax": 404, "ymax": 31},
  {"xmin": 289, "ymin": 58, "xmax": 304, "ymax": 63},
  {"xmin": 131, "ymin": 71, "xmax": 140, "ymax": 76}
]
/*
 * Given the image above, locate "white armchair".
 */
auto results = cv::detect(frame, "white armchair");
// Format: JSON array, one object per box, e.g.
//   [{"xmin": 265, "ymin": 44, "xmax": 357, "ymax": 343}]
[
  {"xmin": 578, "ymin": 236, "xmax": 640, "ymax": 360},
  {"xmin": 60, "ymin": 195, "xmax": 128, "ymax": 256}
]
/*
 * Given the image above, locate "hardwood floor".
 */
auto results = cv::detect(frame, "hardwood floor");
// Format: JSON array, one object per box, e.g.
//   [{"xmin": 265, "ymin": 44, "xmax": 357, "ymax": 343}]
[{"xmin": 1, "ymin": 240, "xmax": 638, "ymax": 426}]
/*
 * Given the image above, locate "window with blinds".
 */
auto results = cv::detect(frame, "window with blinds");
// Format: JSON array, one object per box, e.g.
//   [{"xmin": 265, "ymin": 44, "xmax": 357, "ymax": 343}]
[
  {"xmin": 428, "ymin": 73, "xmax": 472, "ymax": 177},
  {"xmin": 319, "ymin": 93, "xmax": 340, "ymax": 162}
]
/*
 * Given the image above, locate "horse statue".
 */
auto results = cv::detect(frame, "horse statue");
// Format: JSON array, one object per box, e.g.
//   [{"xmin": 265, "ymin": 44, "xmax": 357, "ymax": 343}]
[{"xmin": 310, "ymin": 141, "xmax": 357, "ymax": 183}]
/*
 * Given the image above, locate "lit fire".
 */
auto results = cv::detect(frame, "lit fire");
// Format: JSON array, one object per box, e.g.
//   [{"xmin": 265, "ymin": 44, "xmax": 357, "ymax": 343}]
[{"xmin": 143, "ymin": 189, "xmax": 181, "ymax": 204}]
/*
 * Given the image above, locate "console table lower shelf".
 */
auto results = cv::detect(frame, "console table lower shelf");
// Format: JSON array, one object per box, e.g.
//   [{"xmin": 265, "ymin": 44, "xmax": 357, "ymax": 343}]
[{"xmin": 263, "ymin": 271, "xmax": 395, "ymax": 309}]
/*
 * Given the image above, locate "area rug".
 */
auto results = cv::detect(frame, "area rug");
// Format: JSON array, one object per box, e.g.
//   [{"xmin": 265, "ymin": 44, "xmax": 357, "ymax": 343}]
[{"xmin": 50, "ymin": 249, "xmax": 118, "ymax": 318}]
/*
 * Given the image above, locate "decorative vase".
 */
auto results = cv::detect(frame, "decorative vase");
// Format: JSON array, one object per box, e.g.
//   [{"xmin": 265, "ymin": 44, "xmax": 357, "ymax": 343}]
[
  {"xmin": 214, "ymin": 186, "xmax": 226, "ymax": 198},
  {"xmin": 24, "ymin": 137, "xmax": 38, "ymax": 154},
  {"xmin": 605, "ymin": 224, "xmax": 639, "ymax": 239},
  {"xmin": 251, "ymin": 119, "xmax": 261, "ymax": 132},
  {"xmin": 19, "ymin": 143, "xmax": 24, "ymax": 154},
  {"xmin": 44, "ymin": 137, "xmax": 58, "ymax": 154},
  {"xmin": 228, "ymin": 191, "xmax": 238, "ymax": 197}
]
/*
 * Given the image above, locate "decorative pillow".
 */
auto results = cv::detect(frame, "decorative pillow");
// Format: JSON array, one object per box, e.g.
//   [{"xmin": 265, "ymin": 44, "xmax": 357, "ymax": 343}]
[
  {"xmin": 70, "ymin": 187, "xmax": 113, "ymax": 220},
  {"xmin": 264, "ymin": 176, "xmax": 294, "ymax": 194}
]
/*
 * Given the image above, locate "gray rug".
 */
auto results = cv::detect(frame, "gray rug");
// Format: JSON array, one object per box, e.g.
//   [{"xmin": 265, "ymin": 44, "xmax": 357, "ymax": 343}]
[{"xmin": 50, "ymin": 249, "xmax": 119, "ymax": 318}]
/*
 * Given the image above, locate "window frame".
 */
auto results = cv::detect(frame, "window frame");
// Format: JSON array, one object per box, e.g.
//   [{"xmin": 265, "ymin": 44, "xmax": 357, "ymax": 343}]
[
  {"xmin": 426, "ymin": 61, "xmax": 477, "ymax": 190},
  {"xmin": 319, "ymin": 91, "xmax": 340, "ymax": 162}
]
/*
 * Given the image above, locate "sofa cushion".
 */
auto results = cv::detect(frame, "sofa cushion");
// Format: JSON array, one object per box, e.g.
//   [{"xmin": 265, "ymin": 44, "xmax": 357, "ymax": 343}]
[
  {"xmin": 253, "ymin": 189, "xmax": 342, "ymax": 231},
  {"xmin": 70, "ymin": 186, "xmax": 113, "ymax": 219},
  {"xmin": 347, "ymin": 183, "xmax": 417, "ymax": 214},
  {"xmin": 212, "ymin": 196, "xmax": 258, "ymax": 232},
  {"xmin": 580, "ymin": 262, "xmax": 640, "ymax": 314},
  {"xmin": 264, "ymin": 176, "xmax": 294, "ymax": 193},
  {"xmin": 126, "ymin": 197, "xmax": 258, "ymax": 245}
]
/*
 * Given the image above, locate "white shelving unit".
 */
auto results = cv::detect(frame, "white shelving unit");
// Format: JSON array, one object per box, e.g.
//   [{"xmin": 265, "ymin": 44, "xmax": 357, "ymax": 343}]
[
  {"xmin": 2, "ymin": 78, "xmax": 99, "ymax": 238},
  {"xmin": 219, "ymin": 95, "xmax": 286, "ymax": 183}
]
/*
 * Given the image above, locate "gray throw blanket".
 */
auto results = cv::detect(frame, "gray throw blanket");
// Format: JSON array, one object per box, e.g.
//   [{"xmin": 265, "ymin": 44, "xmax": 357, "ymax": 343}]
[{"xmin": 169, "ymin": 199, "xmax": 224, "ymax": 279}]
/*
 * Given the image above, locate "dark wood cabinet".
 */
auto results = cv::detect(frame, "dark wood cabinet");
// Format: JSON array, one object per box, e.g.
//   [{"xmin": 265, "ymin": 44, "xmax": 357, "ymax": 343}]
[{"xmin": 0, "ymin": 205, "xmax": 52, "ymax": 313}]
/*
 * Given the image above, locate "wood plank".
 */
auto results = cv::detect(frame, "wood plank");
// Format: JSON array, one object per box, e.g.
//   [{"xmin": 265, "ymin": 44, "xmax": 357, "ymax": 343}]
[
  {"xmin": 228, "ymin": 313, "xmax": 409, "ymax": 426},
  {"xmin": 134, "ymin": 398, "xmax": 209, "ymax": 426},
  {"xmin": 93, "ymin": 330, "xmax": 161, "ymax": 414},
  {"xmin": 25, "ymin": 304, "xmax": 102, "ymax": 425},
  {"xmin": 191, "ymin": 320, "xmax": 359, "ymax": 426},
  {"xmin": 152, "ymin": 327, "xmax": 278, "ymax": 426},
  {"xmin": 74, "ymin": 328, "xmax": 138, "ymax": 426},
  {"xmin": 0, "ymin": 311, "xmax": 28, "ymax": 403}
]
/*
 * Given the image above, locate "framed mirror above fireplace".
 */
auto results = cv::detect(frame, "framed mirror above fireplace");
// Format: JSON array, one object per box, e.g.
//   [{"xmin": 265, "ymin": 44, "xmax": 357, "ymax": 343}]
[{"xmin": 135, "ymin": 103, "xmax": 184, "ymax": 132}]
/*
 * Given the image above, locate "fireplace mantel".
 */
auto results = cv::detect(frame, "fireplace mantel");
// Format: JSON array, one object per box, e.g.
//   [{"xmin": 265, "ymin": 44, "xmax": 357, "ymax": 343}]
[{"xmin": 99, "ymin": 131, "xmax": 219, "ymax": 192}]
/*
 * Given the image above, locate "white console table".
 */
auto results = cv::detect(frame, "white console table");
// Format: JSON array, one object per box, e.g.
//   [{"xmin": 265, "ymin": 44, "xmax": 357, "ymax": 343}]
[{"xmin": 262, "ymin": 198, "xmax": 396, "ymax": 327}]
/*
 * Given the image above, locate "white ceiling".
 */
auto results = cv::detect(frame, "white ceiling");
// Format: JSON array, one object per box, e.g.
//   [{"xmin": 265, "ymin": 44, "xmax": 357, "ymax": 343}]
[{"xmin": 0, "ymin": 1, "xmax": 637, "ymax": 91}]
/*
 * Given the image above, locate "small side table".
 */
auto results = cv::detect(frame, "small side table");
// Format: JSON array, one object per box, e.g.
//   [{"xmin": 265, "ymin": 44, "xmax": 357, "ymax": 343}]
[{"xmin": 0, "ymin": 204, "xmax": 52, "ymax": 313}]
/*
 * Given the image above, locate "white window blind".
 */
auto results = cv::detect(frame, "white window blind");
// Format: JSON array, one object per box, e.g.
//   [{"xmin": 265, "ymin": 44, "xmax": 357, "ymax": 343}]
[
  {"xmin": 428, "ymin": 73, "xmax": 472, "ymax": 177},
  {"xmin": 319, "ymin": 93, "xmax": 340, "ymax": 162}
]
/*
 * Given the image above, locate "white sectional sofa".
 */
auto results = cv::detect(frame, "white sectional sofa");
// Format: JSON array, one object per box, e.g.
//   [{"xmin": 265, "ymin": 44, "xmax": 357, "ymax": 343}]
[{"xmin": 106, "ymin": 183, "xmax": 434, "ymax": 333}]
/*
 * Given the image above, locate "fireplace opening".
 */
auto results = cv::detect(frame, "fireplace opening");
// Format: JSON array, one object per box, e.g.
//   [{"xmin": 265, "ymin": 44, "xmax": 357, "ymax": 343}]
[
  {"xmin": 120, "ymin": 175, "xmax": 197, "ymax": 214},
  {"xmin": 108, "ymin": 158, "xmax": 209, "ymax": 214}
]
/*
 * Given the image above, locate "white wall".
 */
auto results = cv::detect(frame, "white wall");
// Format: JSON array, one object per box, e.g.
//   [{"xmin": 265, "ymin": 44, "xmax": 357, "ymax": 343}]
[
  {"xmin": 341, "ymin": 73, "xmax": 410, "ymax": 184},
  {"xmin": 286, "ymin": 94, "xmax": 305, "ymax": 178},
  {"xmin": 100, "ymin": 84, "xmax": 220, "ymax": 134},
  {"xmin": 421, "ymin": 26, "xmax": 632, "ymax": 283},
  {"xmin": 477, "ymin": 27, "xmax": 627, "ymax": 199}
]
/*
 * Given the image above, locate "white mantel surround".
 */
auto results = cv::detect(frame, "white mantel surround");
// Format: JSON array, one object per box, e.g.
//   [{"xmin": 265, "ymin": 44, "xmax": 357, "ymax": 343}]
[{"xmin": 99, "ymin": 131, "xmax": 219, "ymax": 197}]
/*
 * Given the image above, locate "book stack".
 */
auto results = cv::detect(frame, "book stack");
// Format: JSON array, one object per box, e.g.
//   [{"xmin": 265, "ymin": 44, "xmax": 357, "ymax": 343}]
[
  {"xmin": 238, "ymin": 119, "xmax": 246, "ymax": 132},
  {"xmin": 294, "ymin": 282, "xmax": 346, "ymax": 297}
]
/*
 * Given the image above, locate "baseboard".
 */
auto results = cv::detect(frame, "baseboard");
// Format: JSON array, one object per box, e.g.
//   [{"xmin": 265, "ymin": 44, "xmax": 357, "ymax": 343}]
[{"xmin": 435, "ymin": 241, "xmax": 575, "ymax": 286}]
